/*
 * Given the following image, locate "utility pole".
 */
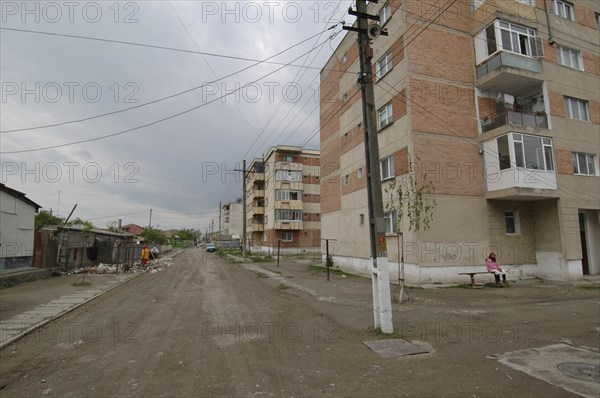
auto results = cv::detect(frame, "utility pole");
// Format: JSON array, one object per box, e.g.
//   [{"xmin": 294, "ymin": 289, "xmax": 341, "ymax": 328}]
[
  {"xmin": 242, "ymin": 160, "xmax": 247, "ymax": 259},
  {"xmin": 344, "ymin": 0, "xmax": 393, "ymax": 333},
  {"xmin": 218, "ymin": 200, "xmax": 222, "ymax": 247},
  {"xmin": 149, "ymin": 209, "xmax": 153, "ymax": 228}
]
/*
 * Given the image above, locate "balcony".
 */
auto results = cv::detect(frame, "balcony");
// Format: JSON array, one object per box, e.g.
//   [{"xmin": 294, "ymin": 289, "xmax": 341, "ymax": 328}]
[
  {"xmin": 482, "ymin": 111, "xmax": 548, "ymax": 133},
  {"xmin": 252, "ymin": 206, "xmax": 265, "ymax": 215},
  {"xmin": 251, "ymin": 223, "xmax": 264, "ymax": 232},
  {"xmin": 482, "ymin": 132, "xmax": 559, "ymax": 200},
  {"xmin": 275, "ymin": 200, "xmax": 303, "ymax": 210},
  {"xmin": 253, "ymin": 189, "xmax": 265, "ymax": 198},
  {"xmin": 275, "ymin": 161, "xmax": 302, "ymax": 171},
  {"xmin": 275, "ymin": 220, "xmax": 303, "ymax": 230},
  {"xmin": 476, "ymin": 52, "xmax": 542, "ymax": 93},
  {"xmin": 251, "ymin": 172, "xmax": 265, "ymax": 182}
]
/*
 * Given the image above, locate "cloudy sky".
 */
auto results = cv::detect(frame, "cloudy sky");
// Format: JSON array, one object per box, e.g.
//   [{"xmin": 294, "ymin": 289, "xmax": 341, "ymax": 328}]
[{"xmin": 1, "ymin": 0, "xmax": 353, "ymax": 232}]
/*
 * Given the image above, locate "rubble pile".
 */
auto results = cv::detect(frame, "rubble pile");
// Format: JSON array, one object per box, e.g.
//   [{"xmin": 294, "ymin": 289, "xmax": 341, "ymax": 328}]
[
  {"xmin": 72, "ymin": 263, "xmax": 121, "ymax": 274},
  {"xmin": 144, "ymin": 257, "xmax": 174, "ymax": 273}
]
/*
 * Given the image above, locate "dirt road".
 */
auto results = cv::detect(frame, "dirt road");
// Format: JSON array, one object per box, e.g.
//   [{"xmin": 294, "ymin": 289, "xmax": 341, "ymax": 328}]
[{"xmin": 0, "ymin": 248, "xmax": 598, "ymax": 397}]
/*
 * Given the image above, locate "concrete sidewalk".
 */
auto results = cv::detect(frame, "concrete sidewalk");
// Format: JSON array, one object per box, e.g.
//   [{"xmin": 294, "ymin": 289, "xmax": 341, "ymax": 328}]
[{"xmin": 0, "ymin": 250, "xmax": 184, "ymax": 349}]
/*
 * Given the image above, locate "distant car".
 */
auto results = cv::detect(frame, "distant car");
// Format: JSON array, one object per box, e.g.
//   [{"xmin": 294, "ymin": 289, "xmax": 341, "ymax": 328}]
[{"xmin": 205, "ymin": 243, "xmax": 216, "ymax": 253}]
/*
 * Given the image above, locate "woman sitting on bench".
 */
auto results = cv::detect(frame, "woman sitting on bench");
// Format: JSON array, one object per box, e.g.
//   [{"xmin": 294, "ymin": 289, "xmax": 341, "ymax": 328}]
[{"xmin": 486, "ymin": 252, "xmax": 507, "ymax": 286}]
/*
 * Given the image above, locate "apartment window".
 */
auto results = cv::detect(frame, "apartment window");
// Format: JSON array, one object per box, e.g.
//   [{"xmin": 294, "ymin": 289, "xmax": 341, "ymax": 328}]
[
  {"xmin": 380, "ymin": 155, "xmax": 395, "ymax": 180},
  {"xmin": 497, "ymin": 134, "xmax": 554, "ymax": 171},
  {"xmin": 564, "ymin": 97, "xmax": 589, "ymax": 121},
  {"xmin": 516, "ymin": 0, "xmax": 534, "ymax": 5},
  {"xmin": 276, "ymin": 190, "xmax": 301, "ymax": 201},
  {"xmin": 344, "ymin": 175, "xmax": 350, "ymax": 185},
  {"xmin": 357, "ymin": 167, "xmax": 363, "ymax": 179},
  {"xmin": 485, "ymin": 20, "xmax": 542, "ymax": 57},
  {"xmin": 378, "ymin": 102, "xmax": 393, "ymax": 129},
  {"xmin": 379, "ymin": 2, "xmax": 391, "ymax": 26},
  {"xmin": 281, "ymin": 231, "xmax": 293, "ymax": 242},
  {"xmin": 276, "ymin": 170, "xmax": 302, "ymax": 181},
  {"xmin": 282, "ymin": 155, "xmax": 293, "ymax": 162},
  {"xmin": 557, "ymin": 46, "xmax": 583, "ymax": 70},
  {"xmin": 276, "ymin": 209, "xmax": 302, "ymax": 221},
  {"xmin": 359, "ymin": 214, "xmax": 365, "ymax": 225},
  {"xmin": 552, "ymin": 0, "xmax": 574, "ymax": 20},
  {"xmin": 596, "ymin": 13, "xmax": 600, "ymax": 30},
  {"xmin": 384, "ymin": 211, "xmax": 398, "ymax": 234},
  {"xmin": 376, "ymin": 51, "xmax": 393, "ymax": 79},
  {"xmin": 572, "ymin": 153, "xmax": 597, "ymax": 176},
  {"xmin": 505, "ymin": 211, "xmax": 521, "ymax": 235}
]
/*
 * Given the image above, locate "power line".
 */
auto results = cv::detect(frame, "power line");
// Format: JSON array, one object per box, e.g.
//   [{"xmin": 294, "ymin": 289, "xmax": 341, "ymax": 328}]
[
  {"xmin": 1, "ymin": 36, "xmax": 337, "ymax": 154},
  {"xmin": 0, "ymin": 30, "xmax": 330, "ymax": 134}
]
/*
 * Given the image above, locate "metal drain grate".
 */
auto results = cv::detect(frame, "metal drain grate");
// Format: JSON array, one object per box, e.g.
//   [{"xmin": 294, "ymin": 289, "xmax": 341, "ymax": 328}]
[{"xmin": 557, "ymin": 362, "xmax": 600, "ymax": 383}]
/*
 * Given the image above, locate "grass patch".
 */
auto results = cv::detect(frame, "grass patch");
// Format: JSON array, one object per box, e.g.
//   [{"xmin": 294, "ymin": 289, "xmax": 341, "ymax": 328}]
[
  {"xmin": 445, "ymin": 284, "xmax": 475, "ymax": 289},
  {"xmin": 249, "ymin": 255, "xmax": 274, "ymax": 263},
  {"xmin": 308, "ymin": 264, "xmax": 355, "ymax": 277},
  {"xmin": 276, "ymin": 284, "xmax": 291, "ymax": 291},
  {"xmin": 579, "ymin": 285, "xmax": 600, "ymax": 290}
]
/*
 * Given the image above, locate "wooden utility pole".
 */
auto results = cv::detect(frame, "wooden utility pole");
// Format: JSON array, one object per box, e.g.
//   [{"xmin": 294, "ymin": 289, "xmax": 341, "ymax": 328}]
[
  {"xmin": 149, "ymin": 209, "xmax": 153, "ymax": 228},
  {"xmin": 344, "ymin": 0, "xmax": 393, "ymax": 333}
]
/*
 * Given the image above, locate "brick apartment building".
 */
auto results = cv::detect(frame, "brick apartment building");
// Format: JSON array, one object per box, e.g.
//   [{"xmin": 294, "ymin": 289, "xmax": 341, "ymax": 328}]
[
  {"xmin": 246, "ymin": 146, "xmax": 321, "ymax": 253},
  {"xmin": 320, "ymin": 0, "xmax": 599, "ymax": 282}
]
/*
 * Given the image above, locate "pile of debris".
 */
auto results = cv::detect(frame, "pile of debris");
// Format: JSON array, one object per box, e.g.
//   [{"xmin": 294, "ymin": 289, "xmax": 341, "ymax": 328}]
[
  {"xmin": 71, "ymin": 263, "xmax": 121, "ymax": 274},
  {"xmin": 143, "ymin": 257, "xmax": 174, "ymax": 273}
]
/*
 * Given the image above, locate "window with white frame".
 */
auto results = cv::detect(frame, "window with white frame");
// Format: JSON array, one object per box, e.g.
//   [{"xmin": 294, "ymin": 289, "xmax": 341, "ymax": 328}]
[
  {"xmin": 276, "ymin": 170, "xmax": 302, "ymax": 181},
  {"xmin": 552, "ymin": 0, "xmax": 574, "ymax": 20},
  {"xmin": 378, "ymin": 102, "xmax": 393, "ymax": 129},
  {"xmin": 276, "ymin": 189, "xmax": 301, "ymax": 201},
  {"xmin": 379, "ymin": 2, "xmax": 391, "ymax": 25},
  {"xmin": 276, "ymin": 209, "xmax": 302, "ymax": 221},
  {"xmin": 516, "ymin": 0, "xmax": 534, "ymax": 5},
  {"xmin": 557, "ymin": 46, "xmax": 583, "ymax": 70},
  {"xmin": 380, "ymin": 155, "xmax": 394, "ymax": 180},
  {"xmin": 281, "ymin": 231, "xmax": 293, "ymax": 242},
  {"xmin": 484, "ymin": 20, "xmax": 542, "ymax": 57},
  {"xmin": 505, "ymin": 211, "xmax": 521, "ymax": 235},
  {"xmin": 572, "ymin": 152, "xmax": 597, "ymax": 176},
  {"xmin": 376, "ymin": 51, "xmax": 393, "ymax": 79},
  {"xmin": 497, "ymin": 133, "xmax": 554, "ymax": 171},
  {"xmin": 564, "ymin": 97, "xmax": 589, "ymax": 121},
  {"xmin": 384, "ymin": 211, "xmax": 398, "ymax": 234}
]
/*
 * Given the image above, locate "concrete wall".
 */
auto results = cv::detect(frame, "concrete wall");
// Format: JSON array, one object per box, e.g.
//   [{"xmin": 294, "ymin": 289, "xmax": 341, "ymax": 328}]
[{"xmin": 0, "ymin": 190, "xmax": 36, "ymax": 270}]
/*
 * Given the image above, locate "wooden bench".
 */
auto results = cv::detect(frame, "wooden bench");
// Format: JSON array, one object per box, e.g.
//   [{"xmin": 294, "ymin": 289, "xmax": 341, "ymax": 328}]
[{"xmin": 458, "ymin": 272, "xmax": 492, "ymax": 287}]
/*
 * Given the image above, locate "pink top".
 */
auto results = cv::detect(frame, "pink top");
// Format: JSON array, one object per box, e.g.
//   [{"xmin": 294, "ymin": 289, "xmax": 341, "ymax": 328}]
[{"xmin": 486, "ymin": 258, "xmax": 501, "ymax": 272}]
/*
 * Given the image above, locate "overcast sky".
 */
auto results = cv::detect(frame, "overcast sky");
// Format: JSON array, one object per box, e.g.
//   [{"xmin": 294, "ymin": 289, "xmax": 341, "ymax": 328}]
[{"xmin": 0, "ymin": 0, "xmax": 353, "ymax": 231}]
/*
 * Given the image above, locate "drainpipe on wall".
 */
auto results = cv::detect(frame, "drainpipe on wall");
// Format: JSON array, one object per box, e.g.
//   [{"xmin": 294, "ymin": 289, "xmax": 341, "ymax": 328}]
[{"xmin": 545, "ymin": 0, "xmax": 556, "ymax": 45}]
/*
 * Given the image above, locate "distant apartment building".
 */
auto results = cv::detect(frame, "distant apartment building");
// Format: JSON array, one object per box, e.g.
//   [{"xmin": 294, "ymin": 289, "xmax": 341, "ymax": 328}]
[
  {"xmin": 221, "ymin": 201, "xmax": 243, "ymax": 238},
  {"xmin": 246, "ymin": 146, "xmax": 321, "ymax": 253},
  {"xmin": 320, "ymin": 0, "xmax": 599, "ymax": 282}
]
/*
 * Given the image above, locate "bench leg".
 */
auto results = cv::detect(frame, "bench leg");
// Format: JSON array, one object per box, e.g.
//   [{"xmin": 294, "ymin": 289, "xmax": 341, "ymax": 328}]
[{"xmin": 470, "ymin": 274, "xmax": 475, "ymax": 287}]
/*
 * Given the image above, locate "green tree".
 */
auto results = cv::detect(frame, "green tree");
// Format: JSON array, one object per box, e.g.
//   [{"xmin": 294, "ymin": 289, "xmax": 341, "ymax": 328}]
[
  {"xmin": 141, "ymin": 226, "xmax": 167, "ymax": 244},
  {"xmin": 66, "ymin": 217, "xmax": 94, "ymax": 230},
  {"xmin": 177, "ymin": 228, "xmax": 199, "ymax": 242},
  {"xmin": 34, "ymin": 210, "xmax": 64, "ymax": 230},
  {"xmin": 106, "ymin": 220, "xmax": 122, "ymax": 233}
]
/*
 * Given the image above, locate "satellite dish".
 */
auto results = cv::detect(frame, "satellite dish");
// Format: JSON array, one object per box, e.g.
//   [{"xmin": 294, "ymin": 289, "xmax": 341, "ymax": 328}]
[{"xmin": 367, "ymin": 24, "xmax": 381, "ymax": 40}]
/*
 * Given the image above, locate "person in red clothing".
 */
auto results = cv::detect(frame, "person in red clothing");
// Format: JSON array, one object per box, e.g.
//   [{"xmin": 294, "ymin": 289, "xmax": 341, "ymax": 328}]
[{"xmin": 486, "ymin": 252, "xmax": 507, "ymax": 286}]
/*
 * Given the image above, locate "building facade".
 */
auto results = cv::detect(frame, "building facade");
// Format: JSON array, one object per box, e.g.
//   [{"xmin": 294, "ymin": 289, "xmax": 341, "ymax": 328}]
[
  {"xmin": 221, "ymin": 201, "xmax": 244, "ymax": 238},
  {"xmin": 247, "ymin": 146, "xmax": 321, "ymax": 253},
  {"xmin": 320, "ymin": 0, "xmax": 599, "ymax": 282},
  {"xmin": 0, "ymin": 184, "xmax": 41, "ymax": 271}
]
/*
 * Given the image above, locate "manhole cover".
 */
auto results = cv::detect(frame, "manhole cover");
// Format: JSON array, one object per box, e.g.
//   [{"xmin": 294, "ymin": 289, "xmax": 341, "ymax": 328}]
[{"xmin": 557, "ymin": 362, "xmax": 600, "ymax": 382}]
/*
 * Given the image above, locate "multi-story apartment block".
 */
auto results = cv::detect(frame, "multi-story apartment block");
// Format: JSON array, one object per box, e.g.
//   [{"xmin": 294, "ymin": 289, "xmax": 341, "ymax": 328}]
[
  {"xmin": 221, "ymin": 201, "xmax": 243, "ymax": 238},
  {"xmin": 320, "ymin": 0, "xmax": 599, "ymax": 282},
  {"xmin": 246, "ymin": 146, "xmax": 321, "ymax": 253}
]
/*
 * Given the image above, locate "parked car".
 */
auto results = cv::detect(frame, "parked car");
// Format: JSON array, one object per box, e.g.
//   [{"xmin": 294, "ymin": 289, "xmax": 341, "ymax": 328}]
[{"xmin": 205, "ymin": 243, "xmax": 216, "ymax": 253}]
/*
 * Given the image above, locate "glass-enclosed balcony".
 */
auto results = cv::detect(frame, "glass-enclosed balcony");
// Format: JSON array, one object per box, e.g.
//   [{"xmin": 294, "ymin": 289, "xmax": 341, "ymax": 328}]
[{"xmin": 482, "ymin": 110, "xmax": 548, "ymax": 133}]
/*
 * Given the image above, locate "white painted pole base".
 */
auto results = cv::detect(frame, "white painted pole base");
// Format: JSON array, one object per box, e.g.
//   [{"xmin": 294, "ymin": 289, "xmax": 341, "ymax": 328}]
[{"xmin": 371, "ymin": 257, "xmax": 393, "ymax": 334}]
